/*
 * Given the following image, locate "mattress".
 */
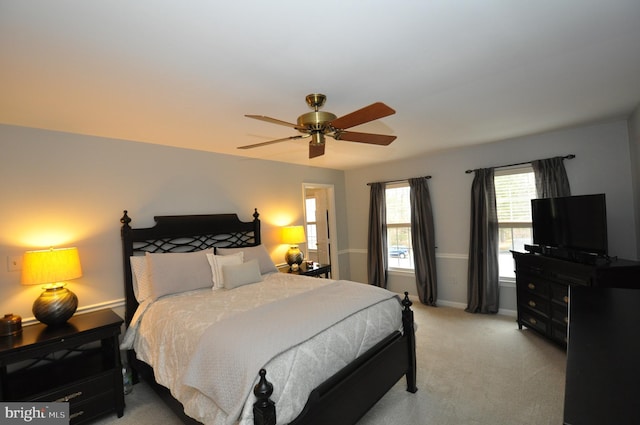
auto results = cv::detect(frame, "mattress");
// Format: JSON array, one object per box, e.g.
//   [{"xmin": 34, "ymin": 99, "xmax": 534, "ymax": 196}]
[{"xmin": 123, "ymin": 272, "xmax": 402, "ymax": 425}]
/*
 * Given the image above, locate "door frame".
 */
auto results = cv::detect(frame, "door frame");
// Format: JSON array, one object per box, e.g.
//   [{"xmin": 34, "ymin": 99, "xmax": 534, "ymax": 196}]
[{"xmin": 302, "ymin": 183, "xmax": 339, "ymax": 279}]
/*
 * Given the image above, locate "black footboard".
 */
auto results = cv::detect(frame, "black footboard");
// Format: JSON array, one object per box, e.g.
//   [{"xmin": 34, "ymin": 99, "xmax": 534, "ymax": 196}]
[{"xmin": 253, "ymin": 292, "xmax": 418, "ymax": 425}]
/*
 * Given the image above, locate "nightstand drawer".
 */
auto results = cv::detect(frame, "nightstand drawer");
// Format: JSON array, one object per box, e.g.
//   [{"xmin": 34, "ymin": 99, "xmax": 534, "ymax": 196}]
[
  {"xmin": 31, "ymin": 371, "xmax": 115, "ymax": 404},
  {"xmin": 69, "ymin": 390, "xmax": 116, "ymax": 425}
]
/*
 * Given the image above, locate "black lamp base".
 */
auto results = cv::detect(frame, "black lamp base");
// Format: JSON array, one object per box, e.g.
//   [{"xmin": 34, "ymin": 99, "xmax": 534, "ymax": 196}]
[
  {"xmin": 32, "ymin": 286, "xmax": 78, "ymax": 326},
  {"xmin": 285, "ymin": 246, "xmax": 304, "ymax": 270}
]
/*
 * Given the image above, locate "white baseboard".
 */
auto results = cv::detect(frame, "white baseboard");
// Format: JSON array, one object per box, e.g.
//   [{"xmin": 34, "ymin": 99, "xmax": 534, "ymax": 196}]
[{"xmin": 409, "ymin": 297, "xmax": 517, "ymax": 318}]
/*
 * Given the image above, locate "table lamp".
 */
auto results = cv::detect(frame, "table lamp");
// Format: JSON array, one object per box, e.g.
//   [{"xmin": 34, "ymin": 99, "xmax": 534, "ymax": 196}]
[
  {"xmin": 282, "ymin": 225, "xmax": 305, "ymax": 270},
  {"xmin": 20, "ymin": 247, "xmax": 82, "ymax": 326}
]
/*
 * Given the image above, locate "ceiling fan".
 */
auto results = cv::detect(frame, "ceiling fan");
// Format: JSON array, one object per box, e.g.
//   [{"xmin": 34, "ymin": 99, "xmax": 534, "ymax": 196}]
[{"xmin": 239, "ymin": 94, "xmax": 397, "ymax": 158}]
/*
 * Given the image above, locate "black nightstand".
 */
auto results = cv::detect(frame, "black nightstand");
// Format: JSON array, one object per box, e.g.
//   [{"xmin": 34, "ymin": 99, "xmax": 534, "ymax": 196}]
[
  {"xmin": 279, "ymin": 262, "xmax": 331, "ymax": 278},
  {"xmin": 0, "ymin": 309, "xmax": 125, "ymax": 424}
]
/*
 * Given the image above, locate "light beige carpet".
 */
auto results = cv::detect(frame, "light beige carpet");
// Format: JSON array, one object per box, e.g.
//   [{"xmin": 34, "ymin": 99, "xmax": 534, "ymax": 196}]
[{"xmin": 93, "ymin": 302, "xmax": 566, "ymax": 425}]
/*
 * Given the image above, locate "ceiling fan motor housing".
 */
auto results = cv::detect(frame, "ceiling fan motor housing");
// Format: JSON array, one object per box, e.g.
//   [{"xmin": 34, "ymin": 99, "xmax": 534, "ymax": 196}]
[{"xmin": 297, "ymin": 111, "xmax": 337, "ymax": 132}]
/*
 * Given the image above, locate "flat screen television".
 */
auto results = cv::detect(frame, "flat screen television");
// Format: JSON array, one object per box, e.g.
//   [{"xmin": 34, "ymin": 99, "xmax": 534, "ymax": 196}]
[{"xmin": 531, "ymin": 194, "xmax": 608, "ymax": 256}]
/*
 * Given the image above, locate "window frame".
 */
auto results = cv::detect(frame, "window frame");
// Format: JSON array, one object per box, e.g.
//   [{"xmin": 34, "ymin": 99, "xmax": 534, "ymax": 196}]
[
  {"xmin": 494, "ymin": 166, "xmax": 537, "ymax": 283},
  {"xmin": 384, "ymin": 182, "xmax": 414, "ymax": 271},
  {"xmin": 305, "ymin": 196, "xmax": 318, "ymax": 251}
]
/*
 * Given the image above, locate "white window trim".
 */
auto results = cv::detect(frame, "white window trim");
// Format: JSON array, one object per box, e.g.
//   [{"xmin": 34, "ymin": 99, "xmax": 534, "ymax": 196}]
[
  {"xmin": 385, "ymin": 182, "xmax": 414, "ymax": 271},
  {"xmin": 495, "ymin": 165, "xmax": 536, "ymax": 281}
]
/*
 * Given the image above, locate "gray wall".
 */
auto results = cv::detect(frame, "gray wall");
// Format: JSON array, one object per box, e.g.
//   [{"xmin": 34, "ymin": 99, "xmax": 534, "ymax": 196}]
[
  {"xmin": 344, "ymin": 119, "xmax": 638, "ymax": 313},
  {"xmin": 2, "ymin": 118, "xmax": 637, "ymax": 320},
  {"xmin": 0, "ymin": 124, "xmax": 347, "ymax": 322}
]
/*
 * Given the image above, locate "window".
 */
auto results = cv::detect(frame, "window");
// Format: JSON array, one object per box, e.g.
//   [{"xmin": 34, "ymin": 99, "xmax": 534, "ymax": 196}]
[
  {"xmin": 385, "ymin": 183, "xmax": 414, "ymax": 270},
  {"xmin": 495, "ymin": 167, "xmax": 537, "ymax": 279},
  {"xmin": 305, "ymin": 197, "xmax": 317, "ymax": 251}
]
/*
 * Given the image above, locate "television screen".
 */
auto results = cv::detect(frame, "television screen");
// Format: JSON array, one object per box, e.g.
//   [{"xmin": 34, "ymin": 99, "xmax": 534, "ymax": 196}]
[{"xmin": 531, "ymin": 194, "xmax": 608, "ymax": 255}]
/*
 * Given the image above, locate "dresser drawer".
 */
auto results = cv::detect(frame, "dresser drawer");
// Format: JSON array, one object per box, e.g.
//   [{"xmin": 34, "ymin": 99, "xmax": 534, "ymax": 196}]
[
  {"xmin": 519, "ymin": 292, "xmax": 548, "ymax": 316},
  {"xmin": 551, "ymin": 300, "xmax": 569, "ymax": 325},
  {"xmin": 518, "ymin": 275, "xmax": 549, "ymax": 297},
  {"xmin": 551, "ymin": 322, "xmax": 568, "ymax": 345},
  {"xmin": 30, "ymin": 371, "xmax": 116, "ymax": 405},
  {"xmin": 519, "ymin": 309, "xmax": 548, "ymax": 335},
  {"xmin": 551, "ymin": 283, "xmax": 569, "ymax": 305}
]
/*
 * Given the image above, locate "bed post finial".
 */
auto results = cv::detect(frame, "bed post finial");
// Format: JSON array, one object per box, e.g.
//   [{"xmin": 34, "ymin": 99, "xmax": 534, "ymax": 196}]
[
  {"xmin": 253, "ymin": 208, "xmax": 259, "ymax": 221},
  {"xmin": 402, "ymin": 291, "xmax": 413, "ymax": 311},
  {"xmin": 402, "ymin": 292, "xmax": 418, "ymax": 393},
  {"xmin": 120, "ymin": 210, "xmax": 132, "ymax": 233},
  {"xmin": 253, "ymin": 369, "xmax": 276, "ymax": 425}
]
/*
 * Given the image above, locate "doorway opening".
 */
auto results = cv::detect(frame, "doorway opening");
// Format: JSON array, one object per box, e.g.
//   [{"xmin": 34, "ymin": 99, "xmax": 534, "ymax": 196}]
[{"xmin": 302, "ymin": 183, "xmax": 338, "ymax": 279}]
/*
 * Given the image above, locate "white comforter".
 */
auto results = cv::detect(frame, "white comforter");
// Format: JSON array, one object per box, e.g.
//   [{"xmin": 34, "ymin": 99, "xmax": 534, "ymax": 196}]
[{"xmin": 123, "ymin": 273, "xmax": 402, "ymax": 425}]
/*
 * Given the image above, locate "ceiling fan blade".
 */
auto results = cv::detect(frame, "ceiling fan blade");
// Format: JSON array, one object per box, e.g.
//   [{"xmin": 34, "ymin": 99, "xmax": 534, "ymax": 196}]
[
  {"xmin": 309, "ymin": 142, "xmax": 325, "ymax": 158},
  {"xmin": 335, "ymin": 131, "xmax": 397, "ymax": 145},
  {"xmin": 238, "ymin": 135, "xmax": 308, "ymax": 150},
  {"xmin": 330, "ymin": 102, "xmax": 396, "ymax": 130},
  {"xmin": 245, "ymin": 115, "xmax": 303, "ymax": 130}
]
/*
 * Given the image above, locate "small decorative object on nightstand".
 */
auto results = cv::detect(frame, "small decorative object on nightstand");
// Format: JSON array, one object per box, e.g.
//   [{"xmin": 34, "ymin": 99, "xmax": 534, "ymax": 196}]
[
  {"xmin": 20, "ymin": 247, "xmax": 82, "ymax": 326},
  {"xmin": 0, "ymin": 309, "xmax": 125, "ymax": 424},
  {"xmin": 279, "ymin": 261, "xmax": 331, "ymax": 278},
  {"xmin": 0, "ymin": 313, "xmax": 22, "ymax": 337},
  {"xmin": 282, "ymin": 225, "xmax": 305, "ymax": 271}
]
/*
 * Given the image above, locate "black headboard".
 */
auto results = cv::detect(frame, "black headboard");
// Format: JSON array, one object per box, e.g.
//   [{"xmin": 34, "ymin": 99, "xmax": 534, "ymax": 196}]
[{"xmin": 120, "ymin": 209, "xmax": 261, "ymax": 326}]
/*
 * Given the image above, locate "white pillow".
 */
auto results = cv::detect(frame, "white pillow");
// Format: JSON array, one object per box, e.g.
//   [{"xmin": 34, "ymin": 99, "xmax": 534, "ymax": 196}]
[
  {"xmin": 206, "ymin": 252, "xmax": 244, "ymax": 290},
  {"xmin": 216, "ymin": 245, "xmax": 278, "ymax": 275},
  {"xmin": 145, "ymin": 249, "xmax": 214, "ymax": 300},
  {"xmin": 222, "ymin": 259, "xmax": 263, "ymax": 289},
  {"xmin": 130, "ymin": 256, "xmax": 151, "ymax": 302}
]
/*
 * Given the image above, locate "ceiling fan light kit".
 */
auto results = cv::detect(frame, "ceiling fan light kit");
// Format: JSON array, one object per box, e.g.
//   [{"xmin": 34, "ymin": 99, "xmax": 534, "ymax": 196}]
[{"xmin": 241, "ymin": 94, "xmax": 396, "ymax": 158}]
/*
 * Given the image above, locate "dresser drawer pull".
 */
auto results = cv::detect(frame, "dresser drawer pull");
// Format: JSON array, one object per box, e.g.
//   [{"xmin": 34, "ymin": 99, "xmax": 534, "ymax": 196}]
[
  {"xmin": 69, "ymin": 411, "xmax": 84, "ymax": 420},
  {"xmin": 563, "ymin": 296, "xmax": 569, "ymax": 304},
  {"xmin": 564, "ymin": 316, "xmax": 568, "ymax": 324},
  {"xmin": 527, "ymin": 283, "xmax": 535, "ymax": 290},
  {"xmin": 55, "ymin": 391, "xmax": 82, "ymax": 403},
  {"xmin": 528, "ymin": 300, "xmax": 536, "ymax": 308},
  {"xmin": 529, "ymin": 317, "xmax": 537, "ymax": 325}
]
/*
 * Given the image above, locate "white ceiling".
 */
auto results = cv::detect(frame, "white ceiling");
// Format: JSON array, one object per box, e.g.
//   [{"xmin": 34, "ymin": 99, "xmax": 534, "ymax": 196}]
[{"xmin": 2, "ymin": 1, "xmax": 640, "ymax": 170}]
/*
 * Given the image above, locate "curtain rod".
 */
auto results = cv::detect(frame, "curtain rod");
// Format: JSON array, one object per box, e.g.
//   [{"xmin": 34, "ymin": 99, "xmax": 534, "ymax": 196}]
[
  {"xmin": 464, "ymin": 154, "xmax": 575, "ymax": 174},
  {"xmin": 366, "ymin": 175, "xmax": 432, "ymax": 186}
]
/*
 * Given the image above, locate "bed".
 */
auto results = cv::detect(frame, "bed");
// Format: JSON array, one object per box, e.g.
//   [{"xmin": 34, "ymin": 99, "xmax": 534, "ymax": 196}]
[{"xmin": 120, "ymin": 209, "xmax": 417, "ymax": 425}]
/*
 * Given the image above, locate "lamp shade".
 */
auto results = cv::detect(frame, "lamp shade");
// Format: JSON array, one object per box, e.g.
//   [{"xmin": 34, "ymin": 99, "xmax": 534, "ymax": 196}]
[
  {"xmin": 20, "ymin": 247, "xmax": 82, "ymax": 327},
  {"xmin": 21, "ymin": 247, "xmax": 82, "ymax": 287},
  {"xmin": 282, "ymin": 226, "xmax": 306, "ymax": 245}
]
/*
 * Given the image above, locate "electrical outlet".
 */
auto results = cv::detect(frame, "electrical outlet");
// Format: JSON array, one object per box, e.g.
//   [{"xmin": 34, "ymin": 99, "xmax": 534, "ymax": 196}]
[{"xmin": 7, "ymin": 256, "xmax": 22, "ymax": 272}]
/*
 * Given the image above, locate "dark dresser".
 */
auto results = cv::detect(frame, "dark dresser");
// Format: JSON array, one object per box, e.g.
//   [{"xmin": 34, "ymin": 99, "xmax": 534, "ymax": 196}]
[
  {"xmin": 512, "ymin": 251, "xmax": 640, "ymax": 424},
  {"xmin": 512, "ymin": 251, "xmax": 640, "ymax": 346}
]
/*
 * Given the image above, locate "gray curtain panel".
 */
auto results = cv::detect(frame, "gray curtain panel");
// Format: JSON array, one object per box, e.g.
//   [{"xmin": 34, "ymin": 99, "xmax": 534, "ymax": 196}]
[
  {"xmin": 367, "ymin": 183, "xmax": 388, "ymax": 288},
  {"xmin": 409, "ymin": 177, "xmax": 438, "ymax": 305},
  {"xmin": 466, "ymin": 168, "xmax": 500, "ymax": 314},
  {"xmin": 532, "ymin": 156, "xmax": 571, "ymax": 198}
]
